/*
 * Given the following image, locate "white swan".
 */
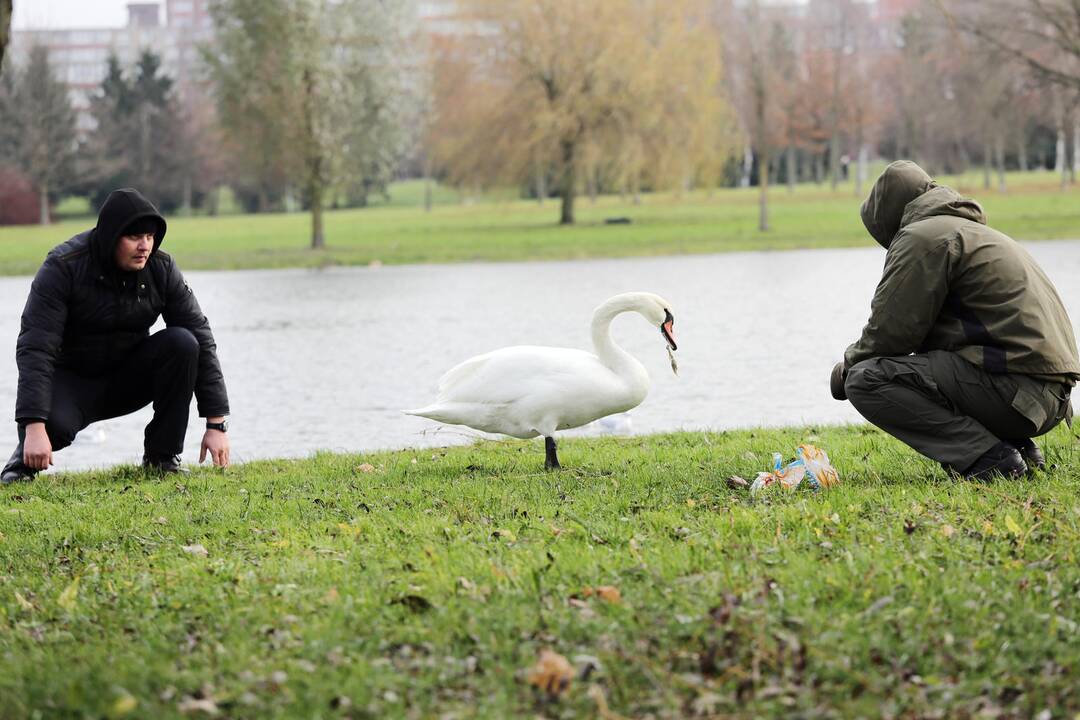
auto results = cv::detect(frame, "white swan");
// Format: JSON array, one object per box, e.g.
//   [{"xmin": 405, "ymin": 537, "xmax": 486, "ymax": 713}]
[{"xmin": 405, "ymin": 292, "xmax": 677, "ymax": 469}]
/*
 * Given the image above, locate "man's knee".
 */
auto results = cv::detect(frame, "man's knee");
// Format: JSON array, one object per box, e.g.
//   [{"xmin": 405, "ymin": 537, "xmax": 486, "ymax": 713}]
[
  {"xmin": 844, "ymin": 359, "xmax": 883, "ymax": 404},
  {"xmin": 43, "ymin": 415, "xmax": 80, "ymax": 450},
  {"xmin": 158, "ymin": 327, "xmax": 199, "ymax": 358}
]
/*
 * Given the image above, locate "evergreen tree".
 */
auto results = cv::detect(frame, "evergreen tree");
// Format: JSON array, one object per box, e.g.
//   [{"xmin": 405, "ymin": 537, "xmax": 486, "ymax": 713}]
[{"xmin": 84, "ymin": 50, "xmax": 192, "ymax": 212}]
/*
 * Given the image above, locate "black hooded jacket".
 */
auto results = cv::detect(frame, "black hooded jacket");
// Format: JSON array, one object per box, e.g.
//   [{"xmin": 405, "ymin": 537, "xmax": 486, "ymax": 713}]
[{"xmin": 15, "ymin": 188, "xmax": 230, "ymax": 423}]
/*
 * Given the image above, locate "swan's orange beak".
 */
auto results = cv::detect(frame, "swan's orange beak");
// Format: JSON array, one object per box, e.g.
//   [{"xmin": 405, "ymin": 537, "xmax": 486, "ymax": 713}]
[{"xmin": 661, "ymin": 310, "xmax": 677, "ymax": 351}]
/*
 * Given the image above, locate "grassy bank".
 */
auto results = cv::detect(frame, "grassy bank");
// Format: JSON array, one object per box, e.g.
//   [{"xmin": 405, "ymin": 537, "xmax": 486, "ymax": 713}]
[
  {"xmin": 2, "ymin": 425, "xmax": 1079, "ymax": 717},
  {"xmin": 0, "ymin": 172, "xmax": 1078, "ymax": 275}
]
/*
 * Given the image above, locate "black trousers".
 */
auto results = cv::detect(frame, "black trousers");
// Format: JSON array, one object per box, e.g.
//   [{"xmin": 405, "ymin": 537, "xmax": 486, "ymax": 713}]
[
  {"xmin": 845, "ymin": 350, "xmax": 1072, "ymax": 471},
  {"xmin": 17, "ymin": 327, "xmax": 200, "ymax": 461}
]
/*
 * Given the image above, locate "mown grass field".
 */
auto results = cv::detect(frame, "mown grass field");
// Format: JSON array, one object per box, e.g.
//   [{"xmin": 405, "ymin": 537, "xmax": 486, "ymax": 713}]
[
  {"xmin": 1, "ymin": 171, "xmax": 1078, "ymax": 276},
  {"xmin": 2, "ymin": 425, "xmax": 1079, "ymax": 718}
]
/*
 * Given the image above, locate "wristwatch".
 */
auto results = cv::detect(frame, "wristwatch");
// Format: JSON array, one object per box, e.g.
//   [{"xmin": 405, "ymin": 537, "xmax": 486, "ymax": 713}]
[{"xmin": 206, "ymin": 420, "xmax": 228, "ymax": 432}]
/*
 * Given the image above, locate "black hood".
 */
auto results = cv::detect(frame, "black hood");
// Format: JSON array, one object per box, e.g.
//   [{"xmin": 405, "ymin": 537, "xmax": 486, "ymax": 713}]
[{"xmin": 91, "ymin": 188, "xmax": 167, "ymax": 272}]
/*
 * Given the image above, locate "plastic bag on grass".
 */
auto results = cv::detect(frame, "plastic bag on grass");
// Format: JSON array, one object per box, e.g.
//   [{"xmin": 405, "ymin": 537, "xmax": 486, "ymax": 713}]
[
  {"xmin": 748, "ymin": 444, "xmax": 840, "ymax": 495},
  {"xmin": 750, "ymin": 453, "xmax": 807, "ymax": 495}
]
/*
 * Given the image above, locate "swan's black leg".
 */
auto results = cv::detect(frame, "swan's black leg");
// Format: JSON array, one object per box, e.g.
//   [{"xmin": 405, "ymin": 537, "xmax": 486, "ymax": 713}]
[{"xmin": 544, "ymin": 436, "xmax": 561, "ymax": 470}]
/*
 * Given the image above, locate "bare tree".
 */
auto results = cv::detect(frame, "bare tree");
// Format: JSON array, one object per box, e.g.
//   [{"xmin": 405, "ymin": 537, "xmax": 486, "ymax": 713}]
[
  {"xmin": 940, "ymin": 0, "xmax": 1080, "ymax": 91},
  {"xmin": 0, "ymin": 0, "xmax": 10, "ymax": 71}
]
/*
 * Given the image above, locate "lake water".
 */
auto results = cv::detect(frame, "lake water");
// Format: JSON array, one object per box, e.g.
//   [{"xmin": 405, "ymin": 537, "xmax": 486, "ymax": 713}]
[{"xmin": 3, "ymin": 240, "xmax": 1080, "ymax": 471}]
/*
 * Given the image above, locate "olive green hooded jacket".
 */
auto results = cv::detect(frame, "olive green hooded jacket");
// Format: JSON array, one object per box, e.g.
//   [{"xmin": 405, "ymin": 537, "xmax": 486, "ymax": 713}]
[{"xmin": 845, "ymin": 161, "xmax": 1080, "ymax": 385}]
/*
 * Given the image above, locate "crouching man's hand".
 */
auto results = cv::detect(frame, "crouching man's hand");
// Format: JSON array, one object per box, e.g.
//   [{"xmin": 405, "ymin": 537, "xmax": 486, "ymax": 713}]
[
  {"xmin": 200, "ymin": 417, "xmax": 230, "ymax": 468},
  {"xmin": 830, "ymin": 362, "xmax": 848, "ymax": 401},
  {"xmin": 23, "ymin": 422, "xmax": 53, "ymax": 470}
]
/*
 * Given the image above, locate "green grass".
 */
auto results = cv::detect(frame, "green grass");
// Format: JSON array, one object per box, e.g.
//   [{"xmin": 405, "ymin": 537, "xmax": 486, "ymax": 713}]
[
  {"xmin": 2, "ymin": 424, "xmax": 1079, "ymax": 717},
  {"xmin": 2, "ymin": 171, "xmax": 1078, "ymax": 276}
]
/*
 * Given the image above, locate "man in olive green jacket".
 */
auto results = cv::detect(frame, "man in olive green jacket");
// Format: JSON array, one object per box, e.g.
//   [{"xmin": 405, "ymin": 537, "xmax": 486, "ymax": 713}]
[{"xmin": 832, "ymin": 161, "xmax": 1079, "ymax": 480}]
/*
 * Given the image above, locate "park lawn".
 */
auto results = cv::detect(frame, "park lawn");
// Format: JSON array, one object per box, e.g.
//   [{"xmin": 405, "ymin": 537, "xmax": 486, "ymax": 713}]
[
  {"xmin": 1, "ymin": 425, "xmax": 1079, "ymax": 718},
  {"xmin": 0, "ymin": 172, "xmax": 1077, "ymax": 275}
]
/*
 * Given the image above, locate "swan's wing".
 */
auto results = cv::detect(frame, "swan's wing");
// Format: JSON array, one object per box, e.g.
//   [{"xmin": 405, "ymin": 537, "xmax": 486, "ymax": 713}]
[{"xmin": 435, "ymin": 346, "xmax": 603, "ymax": 405}]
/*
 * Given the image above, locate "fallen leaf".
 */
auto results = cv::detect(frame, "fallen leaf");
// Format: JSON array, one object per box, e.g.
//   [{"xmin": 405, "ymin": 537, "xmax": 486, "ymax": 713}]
[
  {"xmin": 14, "ymin": 591, "xmax": 34, "ymax": 611},
  {"xmin": 686, "ymin": 498, "xmax": 697, "ymax": 508},
  {"xmin": 941, "ymin": 524, "xmax": 956, "ymax": 538},
  {"xmin": 594, "ymin": 586, "xmax": 621, "ymax": 604},
  {"xmin": 177, "ymin": 697, "xmax": 219, "ymax": 716},
  {"xmin": 527, "ymin": 649, "xmax": 574, "ymax": 696},
  {"xmin": 182, "ymin": 544, "xmax": 209, "ymax": 557},
  {"xmin": 391, "ymin": 594, "xmax": 433, "ymax": 612},
  {"xmin": 491, "ymin": 529, "xmax": 516, "ymax": 542},
  {"xmin": 110, "ymin": 693, "xmax": 138, "ymax": 717},
  {"xmin": 588, "ymin": 684, "xmax": 631, "ymax": 720},
  {"xmin": 356, "ymin": 463, "xmax": 376, "ymax": 473},
  {"xmin": 322, "ymin": 587, "xmax": 340, "ymax": 604},
  {"xmin": 57, "ymin": 577, "xmax": 80, "ymax": 611},
  {"xmin": 726, "ymin": 475, "xmax": 749, "ymax": 489},
  {"xmin": 1005, "ymin": 514, "xmax": 1023, "ymax": 537},
  {"xmin": 155, "ymin": 516, "xmax": 168, "ymax": 525}
]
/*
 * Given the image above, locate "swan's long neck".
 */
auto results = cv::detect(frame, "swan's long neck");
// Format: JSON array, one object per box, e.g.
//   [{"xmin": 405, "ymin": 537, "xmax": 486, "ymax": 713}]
[{"xmin": 590, "ymin": 296, "xmax": 649, "ymax": 388}]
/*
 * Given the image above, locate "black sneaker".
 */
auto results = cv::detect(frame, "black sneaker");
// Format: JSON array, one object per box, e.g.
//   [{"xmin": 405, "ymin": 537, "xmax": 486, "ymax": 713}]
[
  {"xmin": 1, "ymin": 445, "xmax": 36, "ymax": 485},
  {"xmin": 142, "ymin": 454, "xmax": 188, "ymax": 475},
  {"xmin": 1008, "ymin": 438, "xmax": 1045, "ymax": 471},
  {"xmin": 961, "ymin": 441, "xmax": 1027, "ymax": 481}
]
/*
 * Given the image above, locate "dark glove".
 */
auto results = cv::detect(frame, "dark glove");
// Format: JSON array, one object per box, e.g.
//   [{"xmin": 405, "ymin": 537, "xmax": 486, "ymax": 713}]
[{"xmin": 830, "ymin": 362, "xmax": 847, "ymax": 401}]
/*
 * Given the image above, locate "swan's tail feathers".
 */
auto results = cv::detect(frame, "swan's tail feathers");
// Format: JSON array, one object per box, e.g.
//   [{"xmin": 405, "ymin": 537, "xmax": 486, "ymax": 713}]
[{"xmin": 404, "ymin": 405, "xmax": 440, "ymax": 420}]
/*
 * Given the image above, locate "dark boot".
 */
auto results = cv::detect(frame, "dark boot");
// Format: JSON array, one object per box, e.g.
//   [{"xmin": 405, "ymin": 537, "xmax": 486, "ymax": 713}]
[
  {"xmin": 1008, "ymin": 438, "xmax": 1045, "ymax": 471},
  {"xmin": 142, "ymin": 453, "xmax": 188, "ymax": 475},
  {"xmin": 1, "ymin": 443, "xmax": 36, "ymax": 485},
  {"xmin": 961, "ymin": 441, "xmax": 1027, "ymax": 481}
]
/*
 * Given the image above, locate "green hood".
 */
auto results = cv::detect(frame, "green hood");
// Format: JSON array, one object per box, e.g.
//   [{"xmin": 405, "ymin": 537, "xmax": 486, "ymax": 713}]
[{"xmin": 859, "ymin": 161, "xmax": 984, "ymax": 249}]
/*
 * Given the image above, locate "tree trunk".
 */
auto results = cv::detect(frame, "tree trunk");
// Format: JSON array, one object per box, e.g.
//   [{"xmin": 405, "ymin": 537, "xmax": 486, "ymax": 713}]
[
  {"xmin": 181, "ymin": 175, "xmax": 192, "ymax": 216},
  {"xmin": 759, "ymin": 150, "xmax": 770, "ymax": 232},
  {"xmin": 1072, "ymin": 114, "xmax": 1079, "ymax": 184},
  {"xmin": 559, "ymin": 138, "xmax": 576, "ymax": 225},
  {"xmin": 995, "ymin": 133, "xmax": 1006, "ymax": 194},
  {"xmin": 423, "ymin": 154, "xmax": 433, "ymax": 212},
  {"xmin": 310, "ymin": 179, "xmax": 325, "ymax": 249},
  {"xmin": 1017, "ymin": 127, "xmax": 1028, "ymax": 172},
  {"xmin": 813, "ymin": 153, "xmax": 823, "ymax": 184},
  {"xmin": 786, "ymin": 146, "xmax": 795, "ymax": 194},
  {"xmin": 1055, "ymin": 112, "xmax": 1067, "ymax": 188},
  {"xmin": 740, "ymin": 142, "xmax": 753, "ymax": 188},
  {"xmin": 829, "ymin": 133, "xmax": 841, "ymax": 191},
  {"xmin": 983, "ymin": 137, "xmax": 992, "ymax": 190},
  {"xmin": 38, "ymin": 182, "xmax": 49, "ymax": 225},
  {"xmin": 535, "ymin": 154, "xmax": 546, "ymax": 205},
  {"xmin": 856, "ymin": 145, "xmax": 869, "ymax": 198}
]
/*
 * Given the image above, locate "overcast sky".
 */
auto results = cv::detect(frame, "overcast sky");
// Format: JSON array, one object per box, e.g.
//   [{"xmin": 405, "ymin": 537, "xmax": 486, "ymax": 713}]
[{"xmin": 13, "ymin": 0, "xmax": 132, "ymax": 30}]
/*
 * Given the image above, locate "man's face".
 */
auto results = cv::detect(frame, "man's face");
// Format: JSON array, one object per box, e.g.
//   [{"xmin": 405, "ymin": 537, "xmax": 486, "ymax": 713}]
[{"xmin": 114, "ymin": 233, "xmax": 154, "ymax": 271}]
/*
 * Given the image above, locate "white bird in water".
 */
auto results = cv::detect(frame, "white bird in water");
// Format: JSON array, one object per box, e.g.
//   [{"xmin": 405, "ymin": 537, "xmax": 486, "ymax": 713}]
[{"xmin": 405, "ymin": 292, "xmax": 678, "ymax": 469}]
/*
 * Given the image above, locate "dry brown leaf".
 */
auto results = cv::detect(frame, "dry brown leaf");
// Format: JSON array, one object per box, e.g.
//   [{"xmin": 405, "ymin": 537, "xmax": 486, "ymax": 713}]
[
  {"xmin": 527, "ymin": 649, "xmax": 574, "ymax": 696},
  {"xmin": 356, "ymin": 463, "xmax": 376, "ymax": 473},
  {"xmin": 581, "ymin": 585, "xmax": 622, "ymax": 604},
  {"xmin": 726, "ymin": 475, "xmax": 749, "ymax": 489},
  {"xmin": 177, "ymin": 697, "xmax": 219, "ymax": 715},
  {"xmin": 588, "ymin": 684, "xmax": 631, "ymax": 720}
]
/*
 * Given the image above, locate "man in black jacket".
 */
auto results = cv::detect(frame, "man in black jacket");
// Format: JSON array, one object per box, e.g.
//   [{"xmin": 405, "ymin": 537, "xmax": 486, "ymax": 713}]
[{"xmin": 2, "ymin": 188, "xmax": 230, "ymax": 483}]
